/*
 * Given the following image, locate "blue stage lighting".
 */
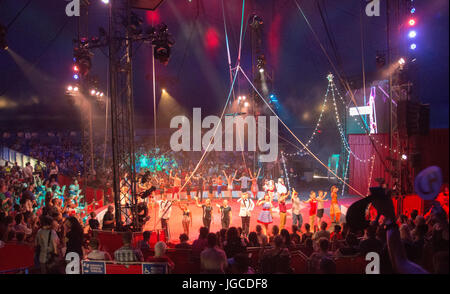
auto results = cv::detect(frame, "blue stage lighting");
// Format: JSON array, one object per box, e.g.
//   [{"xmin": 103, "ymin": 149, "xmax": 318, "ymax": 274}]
[
  {"xmin": 410, "ymin": 43, "xmax": 417, "ymax": 50},
  {"xmin": 408, "ymin": 30, "xmax": 417, "ymax": 38},
  {"xmin": 73, "ymin": 74, "xmax": 79, "ymax": 80}
]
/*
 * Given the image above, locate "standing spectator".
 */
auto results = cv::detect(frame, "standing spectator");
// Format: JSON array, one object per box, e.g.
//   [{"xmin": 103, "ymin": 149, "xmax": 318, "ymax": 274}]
[
  {"xmin": 88, "ymin": 212, "xmax": 100, "ymax": 231},
  {"xmin": 35, "ymin": 215, "xmax": 60, "ymax": 274},
  {"xmin": 102, "ymin": 205, "xmax": 115, "ymax": 231},
  {"xmin": 200, "ymin": 233, "xmax": 228, "ymax": 274},
  {"xmin": 192, "ymin": 227, "xmax": 209, "ymax": 262},
  {"xmin": 64, "ymin": 216, "xmax": 83, "ymax": 259},
  {"xmin": 360, "ymin": 224, "xmax": 383, "ymax": 256},
  {"xmin": 302, "ymin": 223, "xmax": 313, "ymax": 243},
  {"xmin": 137, "ymin": 230, "xmax": 152, "ymax": 256},
  {"xmin": 23, "ymin": 162, "xmax": 33, "ymax": 181}
]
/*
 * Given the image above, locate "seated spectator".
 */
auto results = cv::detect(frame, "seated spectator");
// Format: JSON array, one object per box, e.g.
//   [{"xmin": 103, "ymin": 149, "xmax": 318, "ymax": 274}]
[
  {"xmin": 200, "ymin": 233, "xmax": 228, "ymax": 274},
  {"xmin": 360, "ymin": 224, "xmax": 383, "ymax": 256},
  {"xmin": 224, "ymin": 227, "xmax": 246, "ymax": 259},
  {"xmin": 229, "ymin": 252, "xmax": 255, "ymax": 274},
  {"xmin": 15, "ymin": 231, "xmax": 26, "ymax": 244},
  {"xmin": 147, "ymin": 241, "xmax": 175, "ymax": 271},
  {"xmin": 335, "ymin": 233, "xmax": 360, "ymax": 257},
  {"xmin": 301, "ymin": 238, "xmax": 314, "ymax": 257},
  {"xmin": 247, "ymin": 232, "xmax": 260, "ymax": 247},
  {"xmin": 319, "ymin": 257, "xmax": 336, "ymax": 274},
  {"xmin": 301, "ymin": 223, "xmax": 313, "ymax": 243},
  {"xmin": 175, "ymin": 233, "xmax": 192, "ymax": 249},
  {"xmin": 86, "ymin": 238, "xmax": 111, "ymax": 260},
  {"xmin": 433, "ymin": 250, "xmax": 449, "ymax": 274},
  {"xmin": 114, "ymin": 231, "xmax": 143, "ymax": 262},
  {"xmin": 330, "ymin": 224, "xmax": 343, "ymax": 242},
  {"xmin": 255, "ymin": 225, "xmax": 268, "ymax": 246},
  {"xmin": 309, "ymin": 238, "xmax": 333, "ymax": 273},
  {"xmin": 191, "ymin": 227, "xmax": 209, "ymax": 261},
  {"xmin": 269, "ymin": 225, "xmax": 280, "ymax": 245},
  {"xmin": 280, "ymin": 229, "xmax": 294, "ymax": 249},
  {"xmin": 13, "ymin": 213, "xmax": 32, "ymax": 236},
  {"xmin": 260, "ymin": 235, "xmax": 292, "ymax": 274},
  {"xmin": 291, "ymin": 225, "xmax": 301, "ymax": 245},
  {"xmin": 313, "ymin": 221, "xmax": 330, "ymax": 242},
  {"xmin": 137, "ymin": 231, "xmax": 152, "ymax": 255}
]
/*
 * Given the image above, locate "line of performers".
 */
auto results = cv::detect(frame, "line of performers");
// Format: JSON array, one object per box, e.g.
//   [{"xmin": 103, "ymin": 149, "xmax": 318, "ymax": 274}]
[{"xmin": 151, "ymin": 181, "xmax": 342, "ymax": 241}]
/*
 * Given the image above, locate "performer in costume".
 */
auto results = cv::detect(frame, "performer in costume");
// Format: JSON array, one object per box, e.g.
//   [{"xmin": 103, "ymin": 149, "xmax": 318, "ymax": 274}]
[
  {"xmin": 278, "ymin": 190, "xmax": 289, "ymax": 229},
  {"xmin": 316, "ymin": 190, "xmax": 328, "ymax": 225},
  {"xmin": 194, "ymin": 173, "xmax": 205, "ymax": 202},
  {"xmin": 291, "ymin": 189, "xmax": 303, "ymax": 229},
  {"xmin": 222, "ymin": 170, "xmax": 237, "ymax": 200},
  {"xmin": 194, "ymin": 196, "xmax": 213, "ymax": 230},
  {"xmin": 256, "ymin": 194, "xmax": 273, "ymax": 236},
  {"xmin": 305, "ymin": 191, "xmax": 318, "ymax": 231},
  {"xmin": 248, "ymin": 168, "xmax": 261, "ymax": 200},
  {"xmin": 216, "ymin": 199, "xmax": 232, "ymax": 230},
  {"xmin": 178, "ymin": 202, "xmax": 192, "ymax": 238},
  {"xmin": 184, "ymin": 173, "xmax": 192, "ymax": 201},
  {"xmin": 216, "ymin": 175, "xmax": 224, "ymax": 198},
  {"xmin": 329, "ymin": 185, "xmax": 341, "ymax": 223},
  {"xmin": 267, "ymin": 180, "xmax": 275, "ymax": 202},
  {"xmin": 156, "ymin": 193, "xmax": 176, "ymax": 240},
  {"xmin": 169, "ymin": 170, "xmax": 181, "ymax": 200},
  {"xmin": 207, "ymin": 177, "xmax": 214, "ymax": 200},
  {"xmin": 237, "ymin": 192, "xmax": 255, "ymax": 237}
]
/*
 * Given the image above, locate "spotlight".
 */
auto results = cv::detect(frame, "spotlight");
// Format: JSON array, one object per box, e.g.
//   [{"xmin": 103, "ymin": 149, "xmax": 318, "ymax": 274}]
[
  {"xmin": 259, "ymin": 68, "xmax": 264, "ymax": 73},
  {"xmin": 73, "ymin": 65, "xmax": 79, "ymax": 72},
  {"xmin": 242, "ymin": 96, "xmax": 246, "ymax": 100},
  {"xmin": 101, "ymin": 0, "xmax": 110, "ymax": 4},
  {"xmin": 401, "ymin": 154, "xmax": 407, "ymax": 160},
  {"xmin": 67, "ymin": 86, "xmax": 73, "ymax": 91},
  {"xmin": 410, "ymin": 8, "xmax": 415, "ymax": 14},
  {"xmin": 408, "ymin": 19, "xmax": 416, "ymax": 26},
  {"xmin": 162, "ymin": 88, "xmax": 166, "ymax": 93},
  {"xmin": 96, "ymin": 91, "xmax": 100, "ymax": 96},
  {"xmin": 244, "ymin": 102, "xmax": 249, "ymax": 107},
  {"xmin": 408, "ymin": 30, "xmax": 417, "ymax": 38},
  {"xmin": 90, "ymin": 89, "xmax": 96, "ymax": 95},
  {"xmin": 100, "ymin": 92, "xmax": 104, "ymax": 97},
  {"xmin": 398, "ymin": 58, "xmax": 406, "ymax": 65},
  {"xmin": 73, "ymin": 74, "xmax": 79, "ymax": 80},
  {"xmin": 410, "ymin": 43, "xmax": 417, "ymax": 50},
  {"xmin": 73, "ymin": 87, "xmax": 79, "ymax": 92}
]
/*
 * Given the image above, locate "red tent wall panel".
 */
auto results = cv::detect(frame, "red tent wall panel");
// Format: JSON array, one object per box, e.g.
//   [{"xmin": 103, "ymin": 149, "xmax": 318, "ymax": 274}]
[
  {"xmin": 417, "ymin": 129, "xmax": 449, "ymax": 182},
  {"xmin": 348, "ymin": 133, "xmax": 391, "ymax": 196}
]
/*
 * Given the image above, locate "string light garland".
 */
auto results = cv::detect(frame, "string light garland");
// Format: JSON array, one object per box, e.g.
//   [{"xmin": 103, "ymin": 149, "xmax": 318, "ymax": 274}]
[{"xmin": 367, "ymin": 155, "xmax": 376, "ymax": 195}]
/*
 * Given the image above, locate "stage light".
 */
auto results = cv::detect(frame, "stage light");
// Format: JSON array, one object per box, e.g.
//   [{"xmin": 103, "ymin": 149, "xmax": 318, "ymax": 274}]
[
  {"xmin": 410, "ymin": 43, "xmax": 417, "ymax": 50},
  {"xmin": 401, "ymin": 154, "xmax": 407, "ymax": 160},
  {"xmin": 242, "ymin": 96, "xmax": 246, "ymax": 100},
  {"xmin": 259, "ymin": 68, "xmax": 264, "ymax": 73},
  {"xmin": 408, "ymin": 19, "xmax": 416, "ymax": 26},
  {"xmin": 73, "ymin": 74, "xmax": 79, "ymax": 80},
  {"xmin": 90, "ymin": 89, "xmax": 96, "ymax": 95},
  {"xmin": 408, "ymin": 30, "xmax": 417, "ymax": 38},
  {"xmin": 96, "ymin": 91, "xmax": 100, "ymax": 96},
  {"xmin": 162, "ymin": 88, "xmax": 166, "ymax": 93},
  {"xmin": 244, "ymin": 102, "xmax": 249, "ymax": 107},
  {"xmin": 67, "ymin": 86, "xmax": 73, "ymax": 91},
  {"xmin": 73, "ymin": 65, "xmax": 79, "ymax": 72},
  {"xmin": 101, "ymin": 0, "xmax": 110, "ymax": 4},
  {"xmin": 73, "ymin": 87, "xmax": 79, "ymax": 92},
  {"xmin": 398, "ymin": 58, "xmax": 406, "ymax": 65},
  {"xmin": 411, "ymin": 8, "xmax": 415, "ymax": 14}
]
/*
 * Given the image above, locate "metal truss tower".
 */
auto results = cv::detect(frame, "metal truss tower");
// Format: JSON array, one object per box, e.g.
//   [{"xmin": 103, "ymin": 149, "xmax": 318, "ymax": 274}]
[{"xmin": 109, "ymin": 0, "xmax": 139, "ymax": 231}]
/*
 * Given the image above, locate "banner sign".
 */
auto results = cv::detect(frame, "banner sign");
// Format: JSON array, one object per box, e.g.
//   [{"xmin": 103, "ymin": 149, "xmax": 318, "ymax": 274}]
[{"xmin": 82, "ymin": 261, "xmax": 106, "ymax": 274}]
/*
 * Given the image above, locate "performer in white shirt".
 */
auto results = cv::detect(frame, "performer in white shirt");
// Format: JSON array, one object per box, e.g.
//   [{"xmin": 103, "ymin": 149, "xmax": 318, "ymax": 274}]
[
  {"xmin": 237, "ymin": 192, "xmax": 255, "ymax": 236},
  {"xmin": 275, "ymin": 178, "xmax": 287, "ymax": 200},
  {"xmin": 156, "ymin": 193, "xmax": 177, "ymax": 241}
]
